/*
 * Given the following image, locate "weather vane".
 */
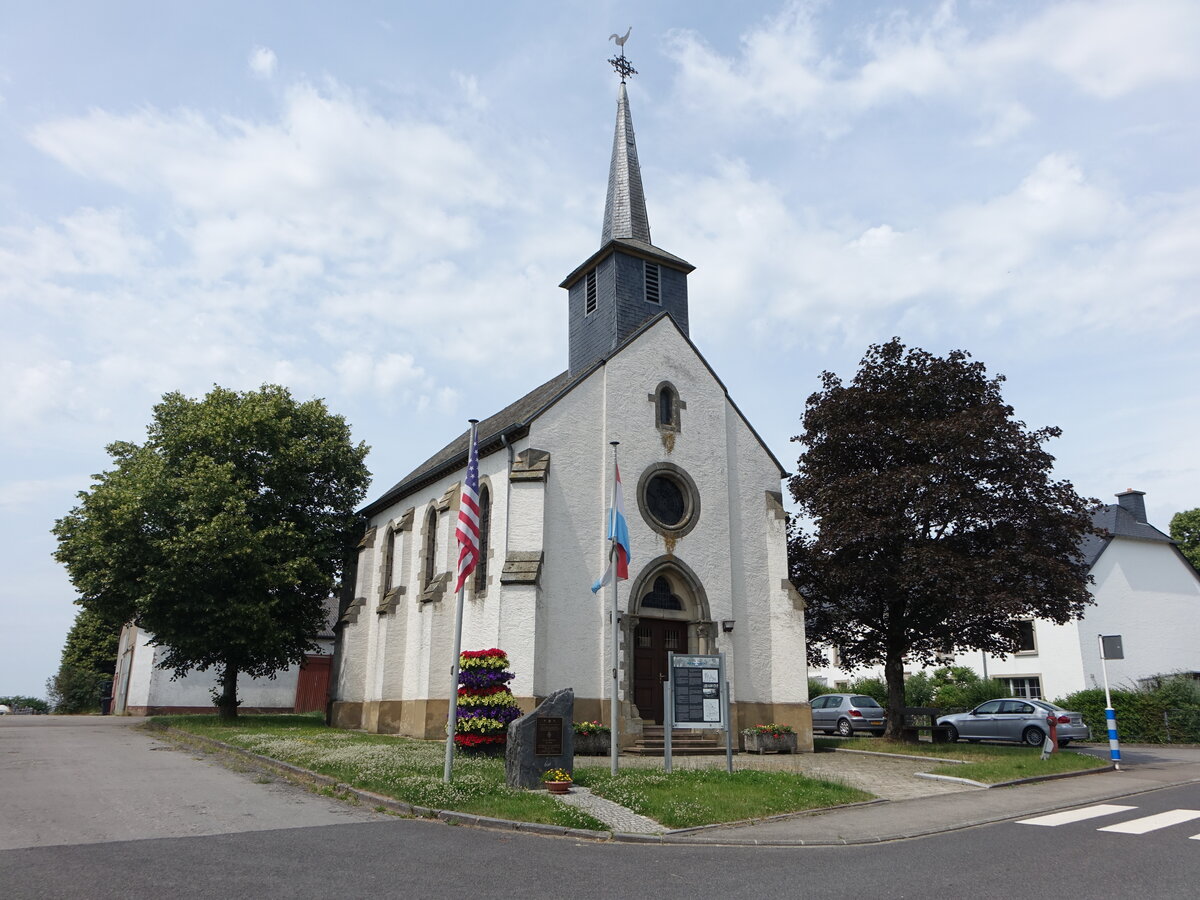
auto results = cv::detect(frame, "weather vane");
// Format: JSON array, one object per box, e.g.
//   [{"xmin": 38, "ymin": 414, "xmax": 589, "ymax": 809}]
[{"xmin": 608, "ymin": 27, "xmax": 637, "ymax": 82}]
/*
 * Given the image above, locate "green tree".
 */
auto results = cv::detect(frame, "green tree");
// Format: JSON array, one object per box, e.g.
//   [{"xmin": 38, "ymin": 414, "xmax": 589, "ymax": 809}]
[
  {"xmin": 790, "ymin": 338, "xmax": 1096, "ymax": 739},
  {"xmin": 53, "ymin": 385, "xmax": 370, "ymax": 720},
  {"xmin": 47, "ymin": 608, "xmax": 122, "ymax": 713},
  {"xmin": 0, "ymin": 695, "xmax": 50, "ymax": 713},
  {"xmin": 1169, "ymin": 508, "xmax": 1200, "ymax": 571}
]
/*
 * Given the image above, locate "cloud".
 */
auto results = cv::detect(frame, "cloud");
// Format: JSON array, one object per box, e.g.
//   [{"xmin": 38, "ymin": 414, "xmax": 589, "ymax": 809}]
[
  {"xmin": 666, "ymin": 0, "xmax": 1200, "ymax": 139},
  {"xmin": 662, "ymin": 153, "xmax": 1200, "ymax": 346},
  {"xmin": 0, "ymin": 476, "xmax": 87, "ymax": 508},
  {"xmin": 249, "ymin": 45, "xmax": 278, "ymax": 79},
  {"xmin": 3, "ymin": 77, "xmax": 574, "ymax": 442}
]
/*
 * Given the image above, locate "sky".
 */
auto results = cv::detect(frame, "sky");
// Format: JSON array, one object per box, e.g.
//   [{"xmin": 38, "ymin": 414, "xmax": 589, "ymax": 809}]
[{"xmin": 2, "ymin": 0, "xmax": 1198, "ymax": 699}]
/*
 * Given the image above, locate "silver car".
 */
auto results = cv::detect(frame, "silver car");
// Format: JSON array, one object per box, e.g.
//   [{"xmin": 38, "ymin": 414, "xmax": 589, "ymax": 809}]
[
  {"xmin": 937, "ymin": 698, "xmax": 1092, "ymax": 747},
  {"xmin": 811, "ymin": 693, "xmax": 887, "ymax": 736}
]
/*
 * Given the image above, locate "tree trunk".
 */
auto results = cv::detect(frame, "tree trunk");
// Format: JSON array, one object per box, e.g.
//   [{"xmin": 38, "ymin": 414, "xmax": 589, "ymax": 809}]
[
  {"xmin": 883, "ymin": 653, "xmax": 908, "ymax": 741},
  {"xmin": 216, "ymin": 662, "xmax": 239, "ymax": 721}
]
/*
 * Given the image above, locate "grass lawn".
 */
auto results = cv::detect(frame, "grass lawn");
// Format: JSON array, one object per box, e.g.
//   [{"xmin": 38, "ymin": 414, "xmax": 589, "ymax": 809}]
[
  {"xmin": 814, "ymin": 736, "xmax": 1109, "ymax": 783},
  {"xmin": 574, "ymin": 767, "xmax": 871, "ymax": 829},
  {"xmin": 154, "ymin": 714, "xmax": 868, "ymax": 829}
]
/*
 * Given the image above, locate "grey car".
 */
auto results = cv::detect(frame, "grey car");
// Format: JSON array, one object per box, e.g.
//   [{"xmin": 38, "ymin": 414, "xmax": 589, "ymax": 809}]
[
  {"xmin": 811, "ymin": 693, "xmax": 887, "ymax": 736},
  {"xmin": 937, "ymin": 698, "xmax": 1092, "ymax": 747}
]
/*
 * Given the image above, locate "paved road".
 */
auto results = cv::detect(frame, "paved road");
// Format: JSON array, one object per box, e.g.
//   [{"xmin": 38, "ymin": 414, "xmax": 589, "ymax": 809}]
[
  {"xmin": 3, "ymin": 783, "xmax": 1199, "ymax": 899},
  {"xmin": 0, "ymin": 716, "xmax": 380, "ymax": 851},
  {"xmin": 3, "ymin": 718, "xmax": 1198, "ymax": 898}
]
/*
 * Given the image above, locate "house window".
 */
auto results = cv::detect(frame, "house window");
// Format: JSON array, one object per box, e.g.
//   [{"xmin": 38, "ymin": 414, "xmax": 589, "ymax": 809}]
[
  {"xmin": 585, "ymin": 269, "xmax": 597, "ymax": 315},
  {"xmin": 422, "ymin": 506, "xmax": 438, "ymax": 589},
  {"xmin": 474, "ymin": 483, "xmax": 491, "ymax": 595},
  {"xmin": 1002, "ymin": 676, "xmax": 1043, "ymax": 699},
  {"xmin": 644, "ymin": 262, "xmax": 660, "ymax": 304},
  {"xmin": 1015, "ymin": 620, "xmax": 1037, "ymax": 654}
]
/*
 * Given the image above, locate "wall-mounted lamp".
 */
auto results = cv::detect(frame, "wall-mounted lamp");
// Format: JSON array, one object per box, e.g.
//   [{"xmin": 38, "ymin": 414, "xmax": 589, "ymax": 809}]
[{"xmin": 721, "ymin": 620, "xmax": 736, "ymax": 633}]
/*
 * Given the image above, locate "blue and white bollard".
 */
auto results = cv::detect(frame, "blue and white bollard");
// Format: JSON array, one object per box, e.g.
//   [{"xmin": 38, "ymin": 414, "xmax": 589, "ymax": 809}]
[{"xmin": 1105, "ymin": 707, "xmax": 1121, "ymax": 770}]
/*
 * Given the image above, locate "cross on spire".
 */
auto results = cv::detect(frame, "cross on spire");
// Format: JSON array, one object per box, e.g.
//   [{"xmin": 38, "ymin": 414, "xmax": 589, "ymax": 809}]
[{"xmin": 608, "ymin": 53, "xmax": 637, "ymax": 83}]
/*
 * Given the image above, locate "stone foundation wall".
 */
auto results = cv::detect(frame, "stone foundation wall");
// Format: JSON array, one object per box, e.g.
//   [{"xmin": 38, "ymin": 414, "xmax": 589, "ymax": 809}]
[{"xmin": 332, "ymin": 696, "xmax": 812, "ymax": 752}]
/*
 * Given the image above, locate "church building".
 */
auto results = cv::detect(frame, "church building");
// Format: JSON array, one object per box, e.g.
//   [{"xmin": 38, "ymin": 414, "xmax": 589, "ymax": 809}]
[{"xmin": 330, "ymin": 58, "xmax": 811, "ymax": 747}]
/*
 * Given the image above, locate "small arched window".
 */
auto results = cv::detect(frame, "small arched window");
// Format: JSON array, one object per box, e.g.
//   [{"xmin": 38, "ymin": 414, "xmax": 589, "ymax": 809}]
[
  {"xmin": 474, "ymin": 484, "xmax": 491, "ymax": 594},
  {"xmin": 650, "ymin": 381, "xmax": 684, "ymax": 433},
  {"xmin": 422, "ymin": 507, "xmax": 438, "ymax": 589},
  {"xmin": 658, "ymin": 387, "xmax": 674, "ymax": 427}
]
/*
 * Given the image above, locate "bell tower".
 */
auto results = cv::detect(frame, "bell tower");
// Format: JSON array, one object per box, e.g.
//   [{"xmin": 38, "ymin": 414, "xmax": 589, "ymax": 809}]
[{"xmin": 560, "ymin": 43, "xmax": 694, "ymax": 376}]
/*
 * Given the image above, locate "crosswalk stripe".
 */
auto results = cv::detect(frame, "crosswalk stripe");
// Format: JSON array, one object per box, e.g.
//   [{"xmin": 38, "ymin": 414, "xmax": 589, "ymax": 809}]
[
  {"xmin": 1017, "ymin": 804, "xmax": 1136, "ymax": 827},
  {"xmin": 1097, "ymin": 810, "xmax": 1200, "ymax": 834}
]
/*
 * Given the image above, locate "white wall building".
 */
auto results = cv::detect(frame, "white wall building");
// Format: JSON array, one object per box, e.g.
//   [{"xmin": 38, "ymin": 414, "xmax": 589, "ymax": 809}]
[
  {"xmin": 330, "ymin": 76, "xmax": 810, "ymax": 745},
  {"xmin": 112, "ymin": 616, "xmax": 335, "ymax": 716},
  {"xmin": 810, "ymin": 490, "xmax": 1200, "ymax": 702}
]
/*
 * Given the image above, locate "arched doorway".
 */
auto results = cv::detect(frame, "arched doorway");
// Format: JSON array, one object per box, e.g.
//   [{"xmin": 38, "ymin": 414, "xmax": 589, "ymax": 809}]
[{"xmin": 627, "ymin": 559, "xmax": 713, "ymax": 724}]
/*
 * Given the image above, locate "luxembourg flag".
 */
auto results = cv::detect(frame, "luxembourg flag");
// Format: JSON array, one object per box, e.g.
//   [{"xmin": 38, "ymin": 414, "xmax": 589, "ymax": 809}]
[{"xmin": 591, "ymin": 463, "xmax": 631, "ymax": 593}]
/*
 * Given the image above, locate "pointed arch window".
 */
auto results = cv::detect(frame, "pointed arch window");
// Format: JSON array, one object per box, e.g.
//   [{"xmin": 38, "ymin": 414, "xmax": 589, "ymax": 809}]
[
  {"xmin": 421, "ymin": 506, "xmax": 438, "ymax": 589},
  {"xmin": 382, "ymin": 527, "xmax": 397, "ymax": 594},
  {"xmin": 474, "ymin": 483, "xmax": 491, "ymax": 595}
]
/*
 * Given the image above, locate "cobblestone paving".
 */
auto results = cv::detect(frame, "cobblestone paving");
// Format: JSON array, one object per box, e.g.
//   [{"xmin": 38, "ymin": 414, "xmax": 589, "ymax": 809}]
[{"xmin": 551, "ymin": 786, "xmax": 666, "ymax": 834}]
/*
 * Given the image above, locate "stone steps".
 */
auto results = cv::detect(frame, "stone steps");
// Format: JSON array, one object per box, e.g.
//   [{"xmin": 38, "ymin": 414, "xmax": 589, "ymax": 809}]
[{"xmin": 624, "ymin": 726, "xmax": 730, "ymax": 757}]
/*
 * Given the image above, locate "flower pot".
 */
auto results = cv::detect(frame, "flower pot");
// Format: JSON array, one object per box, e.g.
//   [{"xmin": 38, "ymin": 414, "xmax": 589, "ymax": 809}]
[
  {"xmin": 545, "ymin": 780, "xmax": 572, "ymax": 795},
  {"xmin": 742, "ymin": 732, "xmax": 798, "ymax": 754}
]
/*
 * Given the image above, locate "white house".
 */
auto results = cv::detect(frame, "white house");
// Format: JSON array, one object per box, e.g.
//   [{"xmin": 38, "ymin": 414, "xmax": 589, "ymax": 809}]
[
  {"xmin": 329, "ymin": 75, "xmax": 810, "ymax": 745},
  {"xmin": 810, "ymin": 489, "xmax": 1200, "ymax": 701},
  {"xmin": 111, "ymin": 618, "xmax": 335, "ymax": 716}
]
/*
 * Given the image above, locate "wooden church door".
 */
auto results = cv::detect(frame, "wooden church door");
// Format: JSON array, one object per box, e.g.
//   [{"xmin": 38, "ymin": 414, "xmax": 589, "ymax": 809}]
[{"xmin": 632, "ymin": 619, "xmax": 684, "ymax": 724}]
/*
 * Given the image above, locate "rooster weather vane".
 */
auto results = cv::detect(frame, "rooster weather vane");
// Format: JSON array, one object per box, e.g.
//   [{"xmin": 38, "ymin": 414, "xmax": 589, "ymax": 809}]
[{"xmin": 608, "ymin": 26, "xmax": 637, "ymax": 82}]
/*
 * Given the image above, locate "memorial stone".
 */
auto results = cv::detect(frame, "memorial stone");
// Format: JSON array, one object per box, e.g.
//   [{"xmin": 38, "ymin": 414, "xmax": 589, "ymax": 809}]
[{"xmin": 505, "ymin": 688, "xmax": 574, "ymax": 789}]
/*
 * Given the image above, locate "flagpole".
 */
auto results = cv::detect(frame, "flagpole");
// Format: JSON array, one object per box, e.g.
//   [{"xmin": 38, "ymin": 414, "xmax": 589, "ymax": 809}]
[
  {"xmin": 444, "ymin": 419, "xmax": 479, "ymax": 784},
  {"xmin": 609, "ymin": 440, "xmax": 620, "ymax": 776}
]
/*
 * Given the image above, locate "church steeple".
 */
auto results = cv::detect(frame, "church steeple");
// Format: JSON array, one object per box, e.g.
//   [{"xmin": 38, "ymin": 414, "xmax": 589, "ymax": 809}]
[
  {"xmin": 601, "ymin": 82, "xmax": 651, "ymax": 246},
  {"xmin": 560, "ymin": 41, "xmax": 695, "ymax": 377}
]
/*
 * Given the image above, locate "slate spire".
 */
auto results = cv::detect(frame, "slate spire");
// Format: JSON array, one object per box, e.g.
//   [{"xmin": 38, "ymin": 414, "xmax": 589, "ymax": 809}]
[{"xmin": 601, "ymin": 82, "xmax": 651, "ymax": 245}]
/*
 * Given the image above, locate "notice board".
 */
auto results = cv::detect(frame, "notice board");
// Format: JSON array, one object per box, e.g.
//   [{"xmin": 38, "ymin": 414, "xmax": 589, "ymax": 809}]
[{"xmin": 670, "ymin": 653, "xmax": 725, "ymax": 730}]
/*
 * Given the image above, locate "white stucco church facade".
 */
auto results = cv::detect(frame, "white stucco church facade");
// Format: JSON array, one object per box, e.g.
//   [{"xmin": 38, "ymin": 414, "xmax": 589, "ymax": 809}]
[{"xmin": 330, "ymin": 71, "xmax": 811, "ymax": 746}]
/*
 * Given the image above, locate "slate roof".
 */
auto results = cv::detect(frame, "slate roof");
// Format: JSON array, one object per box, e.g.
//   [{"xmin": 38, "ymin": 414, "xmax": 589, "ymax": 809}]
[
  {"xmin": 602, "ymin": 82, "xmax": 651, "ymax": 246},
  {"xmin": 359, "ymin": 312, "xmax": 787, "ymax": 518},
  {"xmin": 1080, "ymin": 502, "xmax": 1177, "ymax": 568}
]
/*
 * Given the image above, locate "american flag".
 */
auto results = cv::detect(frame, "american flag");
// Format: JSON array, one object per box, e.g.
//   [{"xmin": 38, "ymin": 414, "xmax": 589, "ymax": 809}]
[{"xmin": 454, "ymin": 427, "xmax": 481, "ymax": 592}]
